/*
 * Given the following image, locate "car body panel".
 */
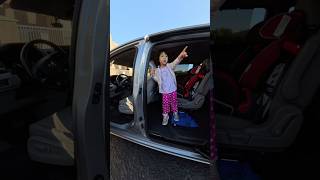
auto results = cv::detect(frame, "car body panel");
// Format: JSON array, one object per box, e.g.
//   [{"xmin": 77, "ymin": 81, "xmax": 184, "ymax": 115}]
[{"xmin": 73, "ymin": 0, "xmax": 108, "ymax": 178}]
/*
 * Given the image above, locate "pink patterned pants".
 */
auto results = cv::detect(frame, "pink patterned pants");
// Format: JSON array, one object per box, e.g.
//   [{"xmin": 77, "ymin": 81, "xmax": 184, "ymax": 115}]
[{"xmin": 162, "ymin": 91, "xmax": 178, "ymax": 114}]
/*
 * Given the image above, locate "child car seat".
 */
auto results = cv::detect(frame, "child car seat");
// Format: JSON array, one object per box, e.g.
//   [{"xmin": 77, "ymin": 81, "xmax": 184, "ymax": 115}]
[
  {"xmin": 177, "ymin": 59, "xmax": 210, "ymax": 100},
  {"xmin": 177, "ymin": 59, "xmax": 213, "ymax": 110},
  {"xmin": 214, "ymin": 10, "xmax": 306, "ymax": 115}
]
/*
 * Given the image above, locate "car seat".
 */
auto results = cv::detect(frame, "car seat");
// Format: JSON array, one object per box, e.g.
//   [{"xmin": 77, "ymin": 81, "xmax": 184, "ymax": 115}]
[
  {"xmin": 214, "ymin": 10, "xmax": 306, "ymax": 116},
  {"xmin": 118, "ymin": 69, "xmax": 160, "ymax": 115},
  {"xmin": 27, "ymin": 107, "xmax": 74, "ymax": 166},
  {"xmin": 177, "ymin": 59, "xmax": 210, "ymax": 99},
  {"xmin": 177, "ymin": 59, "xmax": 213, "ymax": 110}
]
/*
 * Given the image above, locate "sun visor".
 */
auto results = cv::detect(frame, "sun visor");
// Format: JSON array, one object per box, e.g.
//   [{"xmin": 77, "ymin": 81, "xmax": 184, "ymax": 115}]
[{"xmin": 9, "ymin": 0, "xmax": 74, "ymax": 20}]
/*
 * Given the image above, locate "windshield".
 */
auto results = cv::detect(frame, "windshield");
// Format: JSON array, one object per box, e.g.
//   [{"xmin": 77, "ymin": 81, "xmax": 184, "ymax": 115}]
[{"xmin": 0, "ymin": 0, "xmax": 72, "ymax": 46}]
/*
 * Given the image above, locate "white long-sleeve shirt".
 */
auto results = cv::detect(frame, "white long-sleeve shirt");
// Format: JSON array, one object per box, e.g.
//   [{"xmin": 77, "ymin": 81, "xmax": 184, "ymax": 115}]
[{"xmin": 151, "ymin": 57, "xmax": 182, "ymax": 94}]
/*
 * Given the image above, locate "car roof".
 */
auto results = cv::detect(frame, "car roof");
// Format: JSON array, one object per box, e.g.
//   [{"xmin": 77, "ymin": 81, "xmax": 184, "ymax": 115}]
[
  {"xmin": 148, "ymin": 24, "xmax": 209, "ymax": 41},
  {"xmin": 111, "ymin": 24, "xmax": 209, "ymax": 53},
  {"xmin": 220, "ymin": 0, "xmax": 295, "ymax": 9}
]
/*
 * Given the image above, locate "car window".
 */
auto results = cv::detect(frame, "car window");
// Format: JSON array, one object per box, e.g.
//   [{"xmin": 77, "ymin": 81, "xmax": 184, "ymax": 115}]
[
  {"xmin": 0, "ymin": 1, "xmax": 72, "ymax": 46},
  {"xmin": 213, "ymin": 8, "xmax": 266, "ymax": 32},
  {"xmin": 174, "ymin": 64, "xmax": 193, "ymax": 72},
  {"xmin": 212, "ymin": 8, "xmax": 266, "ymax": 67},
  {"xmin": 110, "ymin": 47, "xmax": 136, "ymax": 76}
]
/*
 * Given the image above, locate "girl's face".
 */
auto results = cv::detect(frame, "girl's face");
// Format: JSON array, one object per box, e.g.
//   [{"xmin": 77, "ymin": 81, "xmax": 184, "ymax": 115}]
[{"xmin": 159, "ymin": 52, "xmax": 168, "ymax": 66}]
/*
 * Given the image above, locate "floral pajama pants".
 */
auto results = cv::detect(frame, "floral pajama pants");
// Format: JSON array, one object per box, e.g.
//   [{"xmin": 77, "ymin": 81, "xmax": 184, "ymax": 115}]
[{"xmin": 162, "ymin": 91, "xmax": 178, "ymax": 114}]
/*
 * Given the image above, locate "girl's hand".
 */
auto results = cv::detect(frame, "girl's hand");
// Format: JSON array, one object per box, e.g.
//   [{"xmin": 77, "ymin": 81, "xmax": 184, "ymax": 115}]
[
  {"xmin": 150, "ymin": 68, "xmax": 155, "ymax": 76},
  {"xmin": 178, "ymin": 46, "xmax": 188, "ymax": 60}
]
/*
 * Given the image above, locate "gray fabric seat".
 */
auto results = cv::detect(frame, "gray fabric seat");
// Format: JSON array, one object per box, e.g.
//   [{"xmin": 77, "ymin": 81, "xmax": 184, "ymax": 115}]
[
  {"xmin": 118, "ymin": 96, "xmax": 134, "ymax": 114},
  {"xmin": 216, "ymin": 29, "xmax": 320, "ymax": 148},
  {"xmin": 118, "ymin": 77, "xmax": 159, "ymax": 115},
  {"xmin": 27, "ymin": 107, "xmax": 74, "ymax": 166}
]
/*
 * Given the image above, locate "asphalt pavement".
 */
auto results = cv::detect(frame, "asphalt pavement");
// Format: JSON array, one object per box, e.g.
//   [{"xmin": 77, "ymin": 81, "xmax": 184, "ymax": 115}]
[{"xmin": 110, "ymin": 135, "xmax": 219, "ymax": 180}]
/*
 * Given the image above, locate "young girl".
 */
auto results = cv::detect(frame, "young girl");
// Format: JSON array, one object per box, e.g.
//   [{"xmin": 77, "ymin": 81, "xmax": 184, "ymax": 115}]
[{"xmin": 151, "ymin": 46, "xmax": 188, "ymax": 125}]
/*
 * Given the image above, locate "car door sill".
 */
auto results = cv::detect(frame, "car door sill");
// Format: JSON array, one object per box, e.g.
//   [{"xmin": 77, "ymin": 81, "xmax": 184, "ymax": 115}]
[{"xmin": 110, "ymin": 126, "xmax": 210, "ymax": 164}]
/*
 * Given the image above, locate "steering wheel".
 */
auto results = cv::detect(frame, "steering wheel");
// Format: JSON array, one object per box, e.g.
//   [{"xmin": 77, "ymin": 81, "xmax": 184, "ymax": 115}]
[
  {"xmin": 20, "ymin": 39, "xmax": 67, "ymax": 82},
  {"xmin": 115, "ymin": 74, "xmax": 129, "ymax": 88}
]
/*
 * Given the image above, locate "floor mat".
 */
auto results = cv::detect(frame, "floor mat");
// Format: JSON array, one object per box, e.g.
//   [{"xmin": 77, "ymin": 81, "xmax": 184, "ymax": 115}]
[
  {"xmin": 170, "ymin": 111, "xmax": 199, "ymax": 128},
  {"xmin": 218, "ymin": 160, "xmax": 261, "ymax": 180},
  {"xmin": 147, "ymin": 101, "xmax": 209, "ymax": 145}
]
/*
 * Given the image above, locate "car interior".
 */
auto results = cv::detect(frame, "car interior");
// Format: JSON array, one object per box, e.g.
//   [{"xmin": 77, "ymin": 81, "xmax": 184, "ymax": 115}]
[
  {"xmin": 109, "ymin": 47, "xmax": 136, "ymax": 124},
  {"xmin": 213, "ymin": 0, "xmax": 320, "ymax": 155},
  {"xmin": 144, "ymin": 40, "xmax": 213, "ymax": 156},
  {"xmin": 0, "ymin": 0, "xmax": 75, "ymax": 179}
]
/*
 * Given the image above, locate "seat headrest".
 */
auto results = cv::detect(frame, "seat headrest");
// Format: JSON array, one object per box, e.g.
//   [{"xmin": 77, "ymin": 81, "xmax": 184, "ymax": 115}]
[{"xmin": 259, "ymin": 10, "xmax": 305, "ymax": 40}]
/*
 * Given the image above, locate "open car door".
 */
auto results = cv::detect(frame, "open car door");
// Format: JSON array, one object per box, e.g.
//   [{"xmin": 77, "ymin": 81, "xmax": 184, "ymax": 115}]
[{"xmin": 73, "ymin": 0, "xmax": 109, "ymax": 179}]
